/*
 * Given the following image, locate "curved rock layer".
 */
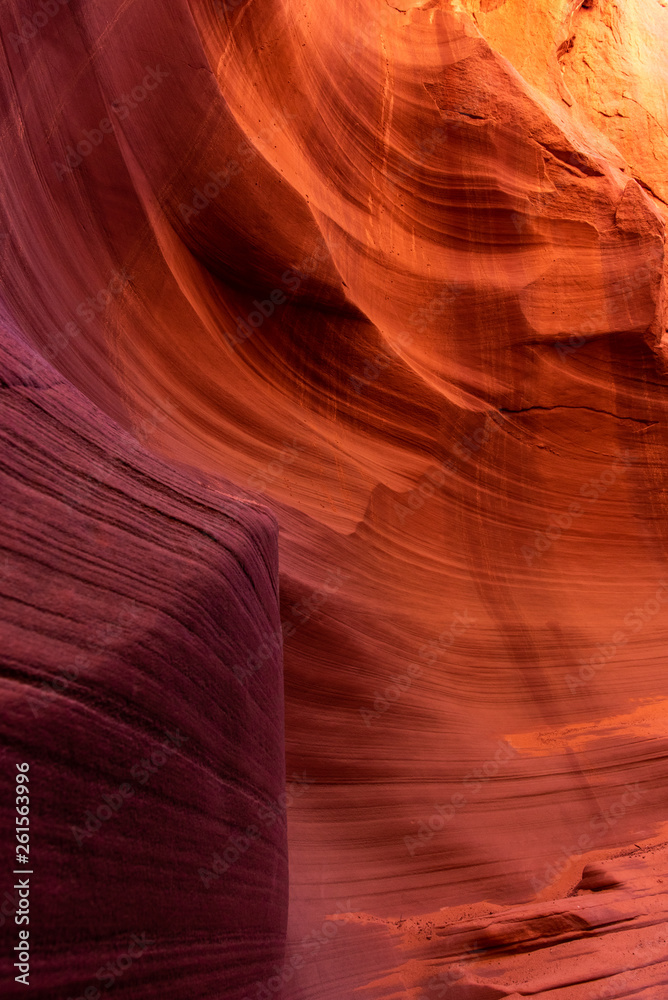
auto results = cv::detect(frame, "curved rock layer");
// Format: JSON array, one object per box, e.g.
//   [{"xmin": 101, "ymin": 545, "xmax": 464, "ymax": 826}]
[
  {"xmin": 1, "ymin": 0, "xmax": 668, "ymax": 997},
  {"xmin": 0, "ymin": 324, "xmax": 286, "ymax": 998}
]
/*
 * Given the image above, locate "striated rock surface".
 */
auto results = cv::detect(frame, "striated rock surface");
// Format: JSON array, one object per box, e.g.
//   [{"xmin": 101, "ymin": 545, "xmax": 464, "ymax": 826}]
[
  {"xmin": 1, "ymin": 0, "xmax": 668, "ymax": 997},
  {"xmin": 0, "ymin": 324, "xmax": 286, "ymax": 998}
]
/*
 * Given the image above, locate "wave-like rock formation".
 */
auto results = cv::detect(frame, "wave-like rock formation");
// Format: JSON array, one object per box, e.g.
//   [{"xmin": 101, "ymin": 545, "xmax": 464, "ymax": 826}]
[
  {"xmin": 0, "ymin": 326, "xmax": 286, "ymax": 998},
  {"xmin": 1, "ymin": 0, "xmax": 668, "ymax": 997}
]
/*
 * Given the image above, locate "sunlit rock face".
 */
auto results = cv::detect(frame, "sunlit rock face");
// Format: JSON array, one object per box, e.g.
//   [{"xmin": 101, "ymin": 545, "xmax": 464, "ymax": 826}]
[{"xmin": 1, "ymin": 0, "xmax": 668, "ymax": 996}]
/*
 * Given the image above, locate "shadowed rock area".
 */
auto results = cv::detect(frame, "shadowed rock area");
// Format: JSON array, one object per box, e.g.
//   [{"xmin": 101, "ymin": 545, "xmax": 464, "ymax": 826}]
[{"xmin": 0, "ymin": 324, "xmax": 286, "ymax": 998}]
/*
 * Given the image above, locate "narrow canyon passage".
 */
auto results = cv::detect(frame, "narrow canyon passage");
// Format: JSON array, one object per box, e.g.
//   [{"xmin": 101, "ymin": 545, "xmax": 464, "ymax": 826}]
[{"xmin": 1, "ymin": 0, "xmax": 668, "ymax": 997}]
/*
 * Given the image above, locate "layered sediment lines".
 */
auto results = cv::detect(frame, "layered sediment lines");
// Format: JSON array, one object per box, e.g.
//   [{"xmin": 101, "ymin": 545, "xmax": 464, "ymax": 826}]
[
  {"xmin": 1, "ymin": 0, "xmax": 668, "ymax": 996},
  {"xmin": 0, "ymin": 324, "xmax": 286, "ymax": 998}
]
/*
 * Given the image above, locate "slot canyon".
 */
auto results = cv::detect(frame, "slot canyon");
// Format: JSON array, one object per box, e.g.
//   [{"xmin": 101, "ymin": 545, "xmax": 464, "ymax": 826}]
[{"xmin": 1, "ymin": 0, "xmax": 668, "ymax": 997}]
